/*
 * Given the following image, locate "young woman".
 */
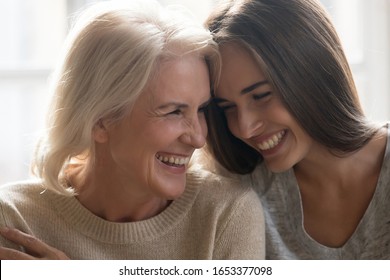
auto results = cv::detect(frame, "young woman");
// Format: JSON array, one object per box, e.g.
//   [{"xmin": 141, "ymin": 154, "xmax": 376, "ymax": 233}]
[
  {"xmin": 0, "ymin": 0, "xmax": 265, "ymax": 260},
  {"xmin": 205, "ymin": 0, "xmax": 389, "ymax": 259}
]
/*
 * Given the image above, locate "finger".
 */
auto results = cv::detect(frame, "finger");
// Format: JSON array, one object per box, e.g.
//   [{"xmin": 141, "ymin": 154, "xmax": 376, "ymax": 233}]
[
  {"xmin": 0, "ymin": 228, "xmax": 69, "ymax": 260},
  {"xmin": 0, "ymin": 227, "xmax": 49, "ymax": 257},
  {"xmin": 0, "ymin": 246, "xmax": 35, "ymax": 260}
]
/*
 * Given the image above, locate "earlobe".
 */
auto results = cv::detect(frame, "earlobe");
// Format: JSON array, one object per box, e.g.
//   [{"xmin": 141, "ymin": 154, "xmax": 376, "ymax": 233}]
[{"xmin": 93, "ymin": 120, "xmax": 109, "ymax": 143}]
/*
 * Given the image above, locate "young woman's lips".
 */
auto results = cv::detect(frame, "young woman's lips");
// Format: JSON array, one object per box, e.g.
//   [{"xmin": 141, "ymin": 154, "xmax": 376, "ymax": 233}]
[{"xmin": 254, "ymin": 130, "xmax": 287, "ymax": 155}]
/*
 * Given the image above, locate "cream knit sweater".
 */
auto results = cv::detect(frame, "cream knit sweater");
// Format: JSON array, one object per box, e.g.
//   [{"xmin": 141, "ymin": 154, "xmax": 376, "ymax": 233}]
[{"xmin": 0, "ymin": 170, "xmax": 265, "ymax": 259}]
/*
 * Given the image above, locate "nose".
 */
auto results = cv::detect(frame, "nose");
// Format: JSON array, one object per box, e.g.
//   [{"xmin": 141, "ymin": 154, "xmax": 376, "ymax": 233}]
[
  {"xmin": 236, "ymin": 108, "xmax": 264, "ymax": 139},
  {"xmin": 180, "ymin": 114, "xmax": 207, "ymax": 149}
]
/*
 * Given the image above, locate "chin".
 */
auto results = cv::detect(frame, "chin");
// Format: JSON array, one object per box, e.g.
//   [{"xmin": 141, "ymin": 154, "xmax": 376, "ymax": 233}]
[
  {"xmin": 156, "ymin": 179, "xmax": 186, "ymax": 200},
  {"xmin": 163, "ymin": 188, "xmax": 185, "ymax": 200}
]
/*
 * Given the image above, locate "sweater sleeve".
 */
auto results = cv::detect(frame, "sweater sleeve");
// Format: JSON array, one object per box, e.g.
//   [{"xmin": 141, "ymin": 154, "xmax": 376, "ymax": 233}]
[
  {"xmin": 0, "ymin": 192, "xmax": 26, "ymax": 249},
  {"xmin": 213, "ymin": 187, "xmax": 266, "ymax": 260}
]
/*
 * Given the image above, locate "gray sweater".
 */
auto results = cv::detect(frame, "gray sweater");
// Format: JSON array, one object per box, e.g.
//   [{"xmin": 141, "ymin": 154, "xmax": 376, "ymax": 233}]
[{"xmin": 246, "ymin": 124, "xmax": 390, "ymax": 259}]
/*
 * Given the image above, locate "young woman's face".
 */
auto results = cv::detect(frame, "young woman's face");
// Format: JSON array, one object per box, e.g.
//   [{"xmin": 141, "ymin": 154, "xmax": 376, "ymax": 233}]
[
  {"xmin": 215, "ymin": 43, "xmax": 314, "ymax": 172},
  {"xmin": 99, "ymin": 54, "xmax": 210, "ymax": 199}
]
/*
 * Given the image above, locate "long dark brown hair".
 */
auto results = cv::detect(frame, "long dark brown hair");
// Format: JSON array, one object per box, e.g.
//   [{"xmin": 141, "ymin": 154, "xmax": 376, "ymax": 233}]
[{"xmin": 205, "ymin": 0, "xmax": 379, "ymax": 174}]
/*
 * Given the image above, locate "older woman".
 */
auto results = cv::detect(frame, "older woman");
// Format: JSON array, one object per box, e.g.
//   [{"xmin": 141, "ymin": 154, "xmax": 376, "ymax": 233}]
[{"xmin": 0, "ymin": 0, "xmax": 265, "ymax": 259}]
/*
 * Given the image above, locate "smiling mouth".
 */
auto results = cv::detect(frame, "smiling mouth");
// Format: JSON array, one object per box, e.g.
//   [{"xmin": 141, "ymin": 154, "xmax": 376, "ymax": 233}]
[
  {"xmin": 257, "ymin": 130, "xmax": 286, "ymax": 151},
  {"xmin": 156, "ymin": 154, "xmax": 190, "ymax": 167}
]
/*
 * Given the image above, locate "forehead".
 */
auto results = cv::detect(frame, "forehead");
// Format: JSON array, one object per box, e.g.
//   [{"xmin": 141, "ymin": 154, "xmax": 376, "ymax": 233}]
[
  {"xmin": 139, "ymin": 55, "xmax": 211, "ymax": 104},
  {"xmin": 217, "ymin": 43, "xmax": 267, "ymax": 97}
]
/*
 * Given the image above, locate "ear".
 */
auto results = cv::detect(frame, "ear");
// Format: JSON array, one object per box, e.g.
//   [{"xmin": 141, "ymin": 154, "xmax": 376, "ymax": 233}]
[{"xmin": 92, "ymin": 119, "xmax": 109, "ymax": 143}]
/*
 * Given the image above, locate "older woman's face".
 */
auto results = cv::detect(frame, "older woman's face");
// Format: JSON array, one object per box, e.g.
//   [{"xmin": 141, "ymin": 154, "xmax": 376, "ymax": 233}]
[
  {"xmin": 102, "ymin": 54, "xmax": 210, "ymax": 199},
  {"xmin": 215, "ymin": 43, "xmax": 313, "ymax": 172}
]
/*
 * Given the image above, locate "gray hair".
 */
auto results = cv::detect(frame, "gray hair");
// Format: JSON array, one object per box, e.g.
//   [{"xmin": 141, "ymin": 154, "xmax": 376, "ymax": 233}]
[{"xmin": 32, "ymin": 0, "xmax": 220, "ymax": 194}]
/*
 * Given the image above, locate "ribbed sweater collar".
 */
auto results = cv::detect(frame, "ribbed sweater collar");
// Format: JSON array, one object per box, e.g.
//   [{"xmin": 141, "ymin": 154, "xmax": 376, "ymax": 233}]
[{"xmin": 49, "ymin": 182, "xmax": 200, "ymax": 244}]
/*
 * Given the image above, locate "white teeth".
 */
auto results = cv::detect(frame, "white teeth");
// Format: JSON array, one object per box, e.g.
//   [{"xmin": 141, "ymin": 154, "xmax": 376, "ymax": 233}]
[
  {"xmin": 257, "ymin": 131, "xmax": 285, "ymax": 151},
  {"xmin": 157, "ymin": 154, "xmax": 190, "ymax": 166}
]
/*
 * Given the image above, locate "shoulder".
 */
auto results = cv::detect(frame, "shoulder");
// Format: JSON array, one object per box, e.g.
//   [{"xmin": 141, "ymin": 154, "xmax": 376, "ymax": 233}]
[
  {"xmin": 187, "ymin": 166, "xmax": 266, "ymax": 259},
  {"xmin": 0, "ymin": 180, "xmax": 53, "ymax": 217},
  {"xmin": 0, "ymin": 180, "xmax": 49, "ymax": 231},
  {"xmin": 188, "ymin": 149, "xmax": 254, "ymax": 200},
  {"xmin": 187, "ymin": 166, "xmax": 263, "ymax": 215},
  {"xmin": 0, "ymin": 180, "xmax": 46, "ymax": 202},
  {"xmin": 241, "ymin": 162, "xmax": 279, "ymax": 196}
]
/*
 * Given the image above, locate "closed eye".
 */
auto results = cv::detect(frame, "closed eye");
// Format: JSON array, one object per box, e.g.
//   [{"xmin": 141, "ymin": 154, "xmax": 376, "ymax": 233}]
[
  {"xmin": 253, "ymin": 91, "xmax": 271, "ymax": 100},
  {"xmin": 168, "ymin": 109, "xmax": 182, "ymax": 115}
]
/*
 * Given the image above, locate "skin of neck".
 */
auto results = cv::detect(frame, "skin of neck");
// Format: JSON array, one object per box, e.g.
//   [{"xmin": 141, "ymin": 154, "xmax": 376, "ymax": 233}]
[
  {"xmin": 66, "ymin": 147, "xmax": 170, "ymax": 223},
  {"xmin": 293, "ymin": 128, "xmax": 387, "ymax": 191}
]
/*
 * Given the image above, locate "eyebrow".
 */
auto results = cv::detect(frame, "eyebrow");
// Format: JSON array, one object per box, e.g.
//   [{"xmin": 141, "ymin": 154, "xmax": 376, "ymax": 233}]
[
  {"xmin": 157, "ymin": 102, "xmax": 188, "ymax": 111},
  {"xmin": 214, "ymin": 80, "xmax": 269, "ymax": 104},
  {"xmin": 241, "ymin": 80, "xmax": 269, "ymax": 95},
  {"xmin": 157, "ymin": 98, "xmax": 211, "ymax": 110}
]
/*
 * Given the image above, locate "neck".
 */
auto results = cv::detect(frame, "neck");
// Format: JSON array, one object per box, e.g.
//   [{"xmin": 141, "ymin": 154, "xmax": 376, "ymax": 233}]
[
  {"xmin": 67, "ymin": 160, "xmax": 170, "ymax": 223},
  {"xmin": 294, "ymin": 128, "xmax": 387, "ymax": 191},
  {"xmin": 294, "ymin": 147, "xmax": 348, "ymax": 189},
  {"xmin": 76, "ymin": 183, "xmax": 170, "ymax": 222}
]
